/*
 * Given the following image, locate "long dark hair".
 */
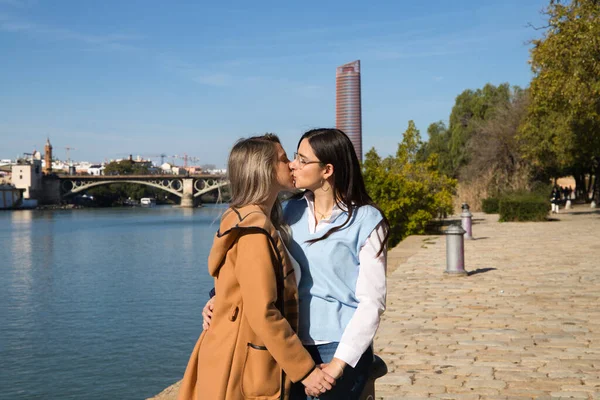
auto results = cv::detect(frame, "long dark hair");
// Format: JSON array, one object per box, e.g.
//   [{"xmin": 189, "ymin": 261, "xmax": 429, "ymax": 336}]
[{"xmin": 299, "ymin": 128, "xmax": 390, "ymax": 255}]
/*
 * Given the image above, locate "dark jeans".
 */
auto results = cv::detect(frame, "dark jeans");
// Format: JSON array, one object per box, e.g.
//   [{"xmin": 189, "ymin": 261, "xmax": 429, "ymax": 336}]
[{"xmin": 290, "ymin": 342, "xmax": 373, "ymax": 400}]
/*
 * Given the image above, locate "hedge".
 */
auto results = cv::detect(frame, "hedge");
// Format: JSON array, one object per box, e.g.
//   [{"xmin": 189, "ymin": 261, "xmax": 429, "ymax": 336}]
[
  {"xmin": 481, "ymin": 197, "xmax": 500, "ymax": 214},
  {"xmin": 499, "ymin": 195, "xmax": 550, "ymax": 222}
]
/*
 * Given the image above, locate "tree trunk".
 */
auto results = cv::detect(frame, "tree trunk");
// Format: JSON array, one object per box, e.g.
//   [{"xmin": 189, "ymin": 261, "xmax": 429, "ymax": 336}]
[
  {"xmin": 592, "ymin": 174, "xmax": 599, "ymax": 204},
  {"xmin": 587, "ymin": 174, "xmax": 595, "ymax": 202},
  {"xmin": 575, "ymin": 174, "xmax": 586, "ymax": 201}
]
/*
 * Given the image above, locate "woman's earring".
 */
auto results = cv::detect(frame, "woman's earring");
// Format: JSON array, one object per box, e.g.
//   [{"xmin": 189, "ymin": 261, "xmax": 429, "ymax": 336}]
[{"xmin": 321, "ymin": 178, "xmax": 330, "ymax": 192}]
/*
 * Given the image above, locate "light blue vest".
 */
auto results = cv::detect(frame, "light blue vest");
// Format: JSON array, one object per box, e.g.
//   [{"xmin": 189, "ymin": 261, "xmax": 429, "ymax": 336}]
[{"xmin": 284, "ymin": 198, "xmax": 383, "ymax": 343}]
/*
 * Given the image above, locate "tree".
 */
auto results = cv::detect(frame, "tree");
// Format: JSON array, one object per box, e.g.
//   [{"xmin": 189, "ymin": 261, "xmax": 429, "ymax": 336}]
[
  {"xmin": 447, "ymin": 83, "xmax": 513, "ymax": 177},
  {"xmin": 363, "ymin": 121, "xmax": 456, "ymax": 247},
  {"xmin": 418, "ymin": 121, "xmax": 452, "ymax": 176},
  {"xmin": 462, "ymin": 89, "xmax": 533, "ymax": 195},
  {"xmin": 520, "ymin": 0, "xmax": 600, "ymax": 201},
  {"xmin": 104, "ymin": 160, "xmax": 151, "ymax": 175},
  {"xmin": 201, "ymin": 164, "xmax": 217, "ymax": 171}
]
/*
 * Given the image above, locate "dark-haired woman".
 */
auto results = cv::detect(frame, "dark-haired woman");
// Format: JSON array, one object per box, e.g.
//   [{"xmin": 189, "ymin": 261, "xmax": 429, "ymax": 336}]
[{"xmin": 286, "ymin": 128, "xmax": 389, "ymax": 399}]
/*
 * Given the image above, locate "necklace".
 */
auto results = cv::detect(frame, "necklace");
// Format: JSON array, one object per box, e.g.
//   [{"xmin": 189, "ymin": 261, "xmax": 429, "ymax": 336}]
[{"xmin": 315, "ymin": 208, "xmax": 331, "ymax": 220}]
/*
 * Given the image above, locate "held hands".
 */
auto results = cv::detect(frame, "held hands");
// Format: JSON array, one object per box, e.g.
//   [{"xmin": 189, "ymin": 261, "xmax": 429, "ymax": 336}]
[
  {"xmin": 304, "ymin": 359, "xmax": 345, "ymax": 397},
  {"xmin": 321, "ymin": 358, "xmax": 345, "ymax": 379},
  {"xmin": 301, "ymin": 367, "xmax": 335, "ymax": 397},
  {"xmin": 202, "ymin": 297, "xmax": 215, "ymax": 330},
  {"xmin": 203, "ymin": 295, "xmax": 342, "ymax": 397}
]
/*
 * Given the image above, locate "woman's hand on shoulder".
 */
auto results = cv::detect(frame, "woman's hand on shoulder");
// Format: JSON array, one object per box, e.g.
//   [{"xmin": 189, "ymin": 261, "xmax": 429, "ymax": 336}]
[{"xmin": 202, "ymin": 297, "xmax": 215, "ymax": 330}]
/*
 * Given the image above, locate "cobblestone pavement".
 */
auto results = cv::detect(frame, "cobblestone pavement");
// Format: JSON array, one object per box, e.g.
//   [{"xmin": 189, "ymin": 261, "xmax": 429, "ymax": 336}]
[{"xmin": 374, "ymin": 207, "xmax": 600, "ymax": 399}]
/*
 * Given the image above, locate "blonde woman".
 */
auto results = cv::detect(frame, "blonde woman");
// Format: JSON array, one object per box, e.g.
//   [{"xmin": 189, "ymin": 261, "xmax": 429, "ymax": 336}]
[{"xmin": 177, "ymin": 135, "xmax": 335, "ymax": 400}]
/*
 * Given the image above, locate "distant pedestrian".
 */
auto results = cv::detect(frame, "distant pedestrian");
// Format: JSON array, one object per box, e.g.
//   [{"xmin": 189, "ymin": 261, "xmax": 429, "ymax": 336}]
[{"xmin": 551, "ymin": 187, "xmax": 561, "ymax": 214}]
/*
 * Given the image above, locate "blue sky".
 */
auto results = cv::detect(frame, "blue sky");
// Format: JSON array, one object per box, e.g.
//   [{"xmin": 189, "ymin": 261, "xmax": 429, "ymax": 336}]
[{"xmin": 0, "ymin": 0, "xmax": 547, "ymax": 167}]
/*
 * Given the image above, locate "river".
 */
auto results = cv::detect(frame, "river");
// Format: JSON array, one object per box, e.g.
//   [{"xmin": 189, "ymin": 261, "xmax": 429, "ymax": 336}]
[{"xmin": 0, "ymin": 205, "xmax": 225, "ymax": 400}]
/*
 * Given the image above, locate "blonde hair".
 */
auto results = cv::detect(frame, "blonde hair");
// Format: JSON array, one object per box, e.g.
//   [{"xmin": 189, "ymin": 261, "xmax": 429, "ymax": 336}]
[{"xmin": 227, "ymin": 134, "xmax": 289, "ymax": 242}]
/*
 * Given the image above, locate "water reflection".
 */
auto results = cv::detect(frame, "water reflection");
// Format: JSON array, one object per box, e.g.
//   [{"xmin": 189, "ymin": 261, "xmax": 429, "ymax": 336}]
[
  {"xmin": 39, "ymin": 212, "xmax": 56, "ymax": 271},
  {"xmin": 11, "ymin": 210, "xmax": 34, "ymax": 272},
  {"xmin": 1, "ymin": 206, "xmax": 220, "ymax": 400},
  {"xmin": 182, "ymin": 208, "xmax": 194, "ymax": 253}
]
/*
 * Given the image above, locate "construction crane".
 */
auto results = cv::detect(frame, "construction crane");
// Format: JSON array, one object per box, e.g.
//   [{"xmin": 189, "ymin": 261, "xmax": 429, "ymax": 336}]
[
  {"xmin": 174, "ymin": 153, "xmax": 200, "ymax": 167},
  {"xmin": 64, "ymin": 147, "xmax": 76, "ymax": 164},
  {"xmin": 21, "ymin": 152, "xmax": 33, "ymax": 162},
  {"xmin": 144, "ymin": 153, "xmax": 168, "ymax": 165},
  {"xmin": 157, "ymin": 153, "xmax": 168, "ymax": 165}
]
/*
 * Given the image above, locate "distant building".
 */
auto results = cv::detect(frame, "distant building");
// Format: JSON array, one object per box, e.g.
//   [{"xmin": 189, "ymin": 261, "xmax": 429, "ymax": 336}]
[
  {"xmin": 12, "ymin": 158, "xmax": 42, "ymax": 199},
  {"xmin": 184, "ymin": 166, "xmax": 203, "ymax": 175},
  {"xmin": 204, "ymin": 168, "xmax": 227, "ymax": 175},
  {"xmin": 172, "ymin": 166, "xmax": 186, "ymax": 175},
  {"xmin": 160, "ymin": 162, "xmax": 175, "ymax": 174},
  {"xmin": 0, "ymin": 165, "xmax": 12, "ymax": 185},
  {"xmin": 336, "ymin": 60, "xmax": 362, "ymax": 161},
  {"xmin": 160, "ymin": 163, "xmax": 186, "ymax": 175},
  {"xmin": 0, "ymin": 184, "xmax": 23, "ymax": 209},
  {"xmin": 44, "ymin": 138, "xmax": 53, "ymax": 174},
  {"xmin": 49, "ymin": 160, "xmax": 69, "ymax": 173},
  {"xmin": 87, "ymin": 164, "xmax": 105, "ymax": 176}
]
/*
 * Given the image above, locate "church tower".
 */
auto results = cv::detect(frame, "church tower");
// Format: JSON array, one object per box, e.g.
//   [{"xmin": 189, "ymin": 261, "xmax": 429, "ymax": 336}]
[{"xmin": 44, "ymin": 137, "xmax": 53, "ymax": 174}]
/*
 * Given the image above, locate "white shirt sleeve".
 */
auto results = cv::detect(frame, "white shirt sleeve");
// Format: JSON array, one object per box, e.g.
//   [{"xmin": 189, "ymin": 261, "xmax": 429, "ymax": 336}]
[{"xmin": 333, "ymin": 221, "xmax": 387, "ymax": 368}]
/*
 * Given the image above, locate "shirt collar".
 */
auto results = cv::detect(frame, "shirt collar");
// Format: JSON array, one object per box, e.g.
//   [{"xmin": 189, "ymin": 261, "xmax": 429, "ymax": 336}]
[{"xmin": 302, "ymin": 191, "xmax": 346, "ymax": 221}]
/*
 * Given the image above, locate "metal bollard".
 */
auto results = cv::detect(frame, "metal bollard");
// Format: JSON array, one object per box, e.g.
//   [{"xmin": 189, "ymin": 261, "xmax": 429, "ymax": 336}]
[
  {"xmin": 445, "ymin": 225, "xmax": 467, "ymax": 276},
  {"xmin": 461, "ymin": 203, "xmax": 473, "ymax": 240},
  {"xmin": 359, "ymin": 355, "xmax": 388, "ymax": 400}
]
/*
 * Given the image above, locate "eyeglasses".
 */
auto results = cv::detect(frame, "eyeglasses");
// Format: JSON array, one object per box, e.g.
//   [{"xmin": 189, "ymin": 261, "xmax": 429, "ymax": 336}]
[{"xmin": 293, "ymin": 152, "xmax": 322, "ymax": 170}]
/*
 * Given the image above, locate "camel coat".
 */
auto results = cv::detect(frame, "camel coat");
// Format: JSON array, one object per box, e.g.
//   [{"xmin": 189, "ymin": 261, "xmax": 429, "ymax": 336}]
[{"xmin": 178, "ymin": 205, "xmax": 315, "ymax": 400}]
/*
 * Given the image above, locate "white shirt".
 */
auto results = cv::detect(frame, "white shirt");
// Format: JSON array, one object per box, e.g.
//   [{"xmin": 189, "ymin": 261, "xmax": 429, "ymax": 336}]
[{"xmin": 299, "ymin": 194, "xmax": 387, "ymax": 368}]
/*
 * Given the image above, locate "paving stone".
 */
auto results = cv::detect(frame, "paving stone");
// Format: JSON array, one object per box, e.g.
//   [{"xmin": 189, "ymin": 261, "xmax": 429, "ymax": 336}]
[
  {"xmin": 548, "ymin": 392, "xmax": 590, "ymax": 399},
  {"xmin": 494, "ymin": 370, "xmax": 547, "ymax": 382},
  {"xmin": 437, "ymin": 395, "xmax": 480, "ymax": 400},
  {"xmin": 463, "ymin": 379, "xmax": 507, "ymax": 390},
  {"xmin": 377, "ymin": 374, "xmax": 412, "ymax": 386},
  {"xmin": 404, "ymin": 383, "xmax": 447, "ymax": 394}
]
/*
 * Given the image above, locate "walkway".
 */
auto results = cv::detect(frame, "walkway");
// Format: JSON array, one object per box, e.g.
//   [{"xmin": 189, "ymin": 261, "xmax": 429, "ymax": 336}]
[{"xmin": 375, "ymin": 206, "xmax": 600, "ymax": 399}]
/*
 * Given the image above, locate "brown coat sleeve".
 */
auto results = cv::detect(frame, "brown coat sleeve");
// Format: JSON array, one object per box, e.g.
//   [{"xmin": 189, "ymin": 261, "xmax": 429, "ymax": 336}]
[{"xmin": 234, "ymin": 232, "xmax": 316, "ymax": 383}]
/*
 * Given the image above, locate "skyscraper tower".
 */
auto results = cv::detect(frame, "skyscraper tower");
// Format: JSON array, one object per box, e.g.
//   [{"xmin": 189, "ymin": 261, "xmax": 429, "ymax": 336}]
[
  {"xmin": 44, "ymin": 137, "xmax": 53, "ymax": 174},
  {"xmin": 336, "ymin": 60, "xmax": 362, "ymax": 161}
]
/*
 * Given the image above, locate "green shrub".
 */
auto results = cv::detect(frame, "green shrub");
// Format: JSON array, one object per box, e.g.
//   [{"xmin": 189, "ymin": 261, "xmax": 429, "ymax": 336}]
[
  {"xmin": 481, "ymin": 197, "xmax": 500, "ymax": 214},
  {"xmin": 499, "ymin": 194, "xmax": 550, "ymax": 222},
  {"xmin": 363, "ymin": 121, "xmax": 457, "ymax": 247}
]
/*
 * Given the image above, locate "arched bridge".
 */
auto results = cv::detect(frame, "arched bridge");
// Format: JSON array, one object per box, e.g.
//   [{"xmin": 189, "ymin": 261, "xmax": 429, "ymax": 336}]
[{"xmin": 58, "ymin": 174, "xmax": 229, "ymax": 207}]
